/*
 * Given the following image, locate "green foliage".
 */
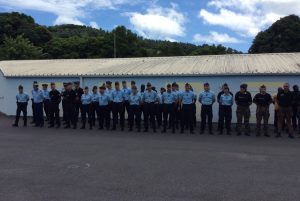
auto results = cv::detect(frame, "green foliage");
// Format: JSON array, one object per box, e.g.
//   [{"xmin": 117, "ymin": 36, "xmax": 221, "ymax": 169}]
[
  {"xmin": 0, "ymin": 12, "xmax": 242, "ymax": 60},
  {"xmin": 249, "ymin": 15, "xmax": 300, "ymax": 53},
  {"xmin": 0, "ymin": 35, "xmax": 44, "ymax": 60}
]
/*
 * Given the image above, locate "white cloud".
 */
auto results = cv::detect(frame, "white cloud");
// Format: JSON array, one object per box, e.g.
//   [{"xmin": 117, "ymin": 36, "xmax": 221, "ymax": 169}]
[
  {"xmin": 89, "ymin": 21, "xmax": 99, "ymax": 29},
  {"xmin": 193, "ymin": 31, "xmax": 242, "ymax": 44},
  {"xmin": 199, "ymin": 0, "xmax": 300, "ymax": 37},
  {"xmin": 125, "ymin": 4, "xmax": 186, "ymax": 40},
  {"xmin": 0, "ymin": 0, "xmax": 142, "ymax": 26}
]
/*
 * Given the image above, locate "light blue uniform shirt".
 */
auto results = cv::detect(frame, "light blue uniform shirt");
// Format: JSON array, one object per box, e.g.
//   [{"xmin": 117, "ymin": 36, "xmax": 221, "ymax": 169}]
[
  {"xmin": 162, "ymin": 91, "xmax": 177, "ymax": 104},
  {"xmin": 91, "ymin": 92, "xmax": 99, "ymax": 102},
  {"xmin": 81, "ymin": 94, "xmax": 92, "ymax": 105},
  {"xmin": 179, "ymin": 90, "xmax": 195, "ymax": 105},
  {"xmin": 143, "ymin": 90, "xmax": 158, "ymax": 103},
  {"xmin": 42, "ymin": 89, "xmax": 50, "ymax": 100},
  {"xmin": 105, "ymin": 88, "xmax": 113, "ymax": 99},
  {"xmin": 98, "ymin": 93, "xmax": 111, "ymax": 106},
  {"xmin": 16, "ymin": 92, "xmax": 29, "ymax": 103},
  {"xmin": 112, "ymin": 89, "xmax": 124, "ymax": 103},
  {"xmin": 122, "ymin": 87, "xmax": 131, "ymax": 101},
  {"xmin": 199, "ymin": 91, "xmax": 216, "ymax": 105},
  {"xmin": 220, "ymin": 94, "xmax": 233, "ymax": 106},
  {"xmin": 129, "ymin": 93, "xmax": 142, "ymax": 105},
  {"xmin": 32, "ymin": 89, "xmax": 44, "ymax": 103}
]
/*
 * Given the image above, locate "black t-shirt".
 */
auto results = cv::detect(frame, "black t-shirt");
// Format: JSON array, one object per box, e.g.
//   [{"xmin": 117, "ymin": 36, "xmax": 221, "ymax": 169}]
[
  {"xmin": 74, "ymin": 87, "xmax": 84, "ymax": 103},
  {"xmin": 49, "ymin": 89, "xmax": 61, "ymax": 104},
  {"xmin": 253, "ymin": 93, "xmax": 272, "ymax": 106},
  {"xmin": 277, "ymin": 91, "xmax": 293, "ymax": 107},
  {"xmin": 64, "ymin": 90, "xmax": 76, "ymax": 104},
  {"xmin": 235, "ymin": 91, "xmax": 252, "ymax": 107}
]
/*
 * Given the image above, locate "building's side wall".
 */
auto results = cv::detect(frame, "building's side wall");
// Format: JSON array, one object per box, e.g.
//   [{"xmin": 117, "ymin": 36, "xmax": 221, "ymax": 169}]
[{"xmin": 1, "ymin": 75, "xmax": 299, "ymax": 124}]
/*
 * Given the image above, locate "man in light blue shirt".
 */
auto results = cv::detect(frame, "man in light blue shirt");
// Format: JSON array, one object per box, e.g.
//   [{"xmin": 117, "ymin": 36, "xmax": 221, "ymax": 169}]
[
  {"xmin": 32, "ymin": 82, "xmax": 44, "ymax": 127},
  {"xmin": 112, "ymin": 82, "xmax": 125, "ymax": 130},
  {"xmin": 91, "ymin": 86, "xmax": 99, "ymax": 126},
  {"xmin": 218, "ymin": 86, "xmax": 233, "ymax": 135},
  {"xmin": 13, "ymin": 85, "xmax": 29, "ymax": 127},
  {"xmin": 98, "ymin": 86, "xmax": 111, "ymax": 130},
  {"xmin": 42, "ymin": 84, "xmax": 50, "ymax": 121},
  {"xmin": 142, "ymin": 82, "xmax": 158, "ymax": 132},
  {"xmin": 161, "ymin": 84, "xmax": 178, "ymax": 133},
  {"xmin": 199, "ymin": 83, "xmax": 215, "ymax": 134},
  {"xmin": 105, "ymin": 81, "xmax": 114, "ymax": 122},
  {"xmin": 128, "ymin": 86, "xmax": 142, "ymax": 132},
  {"xmin": 179, "ymin": 83, "xmax": 195, "ymax": 134},
  {"xmin": 80, "ymin": 86, "xmax": 92, "ymax": 130}
]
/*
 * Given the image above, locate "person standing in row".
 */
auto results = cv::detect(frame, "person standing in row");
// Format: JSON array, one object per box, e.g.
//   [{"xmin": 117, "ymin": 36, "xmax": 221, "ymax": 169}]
[
  {"xmin": 30, "ymin": 81, "xmax": 37, "ymax": 125},
  {"xmin": 111, "ymin": 82, "xmax": 125, "ymax": 131},
  {"xmin": 276, "ymin": 83, "xmax": 294, "ymax": 138},
  {"xmin": 48, "ymin": 82, "xmax": 61, "ymax": 128},
  {"xmin": 42, "ymin": 84, "xmax": 50, "ymax": 121},
  {"xmin": 172, "ymin": 83, "xmax": 180, "ymax": 129},
  {"xmin": 74, "ymin": 81, "xmax": 84, "ymax": 124},
  {"xmin": 61, "ymin": 82, "xmax": 68, "ymax": 124},
  {"xmin": 143, "ymin": 82, "xmax": 158, "ymax": 133},
  {"xmin": 235, "ymin": 84, "xmax": 252, "ymax": 136},
  {"xmin": 180, "ymin": 83, "xmax": 195, "ymax": 134},
  {"xmin": 12, "ymin": 85, "xmax": 29, "ymax": 127},
  {"xmin": 32, "ymin": 82, "xmax": 44, "ymax": 127},
  {"xmin": 128, "ymin": 86, "xmax": 142, "ymax": 132},
  {"xmin": 217, "ymin": 83, "xmax": 233, "ymax": 131},
  {"xmin": 218, "ymin": 86, "xmax": 233, "ymax": 135},
  {"xmin": 253, "ymin": 85, "xmax": 272, "ymax": 137},
  {"xmin": 199, "ymin": 83, "xmax": 215, "ymax": 134},
  {"xmin": 91, "ymin": 86, "xmax": 99, "ymax": 126},
  {"xmin": 105, "ymin": 81, "xmax": 114, "ymax": 122},
  {"xmin": 122, "ymin": 81, "xmax": 131, "ymax": 125},
  {"xmin": 294, "ymin": 88, "xmax": 300, "ymax": 135},
  {"xmin": 292, "ymin": 85, "xmax": 299, "ymax": 131},
  {"xmin": 64, "ymin": 83, "xmax": 77, "ymax": 129},
  {"xmin": 98, "ymin": 86, "xmax": 111, "ymax": 130},
  {"xmin": 80, "ymin": 87, "xmax": 92, "ymax": 130},
  {"xmin": 161, "ymin": 84, "xmax": 177, "ymax": 133}
]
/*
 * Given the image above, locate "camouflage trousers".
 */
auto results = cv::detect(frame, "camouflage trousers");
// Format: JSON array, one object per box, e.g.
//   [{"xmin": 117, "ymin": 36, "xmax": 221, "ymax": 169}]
[
  {"xmin": 236, "ymin": 105, "xmax": 251, "ymax": 133},
  {"xmin": 278, "ymin": 106, "xmax": 293, "ymax": 134},
  {"xmin": 256, "ymin": 105, "xmax": 270, "ymax": 134}
]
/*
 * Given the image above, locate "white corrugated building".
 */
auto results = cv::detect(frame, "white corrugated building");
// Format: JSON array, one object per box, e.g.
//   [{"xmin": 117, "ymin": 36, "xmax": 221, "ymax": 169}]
[{"xmin": 0, "ymin": 53, "xmax": 300, "ymax": 123}]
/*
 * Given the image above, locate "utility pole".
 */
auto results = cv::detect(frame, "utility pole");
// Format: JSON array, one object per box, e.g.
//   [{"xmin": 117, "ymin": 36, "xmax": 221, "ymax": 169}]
[{"xmin": 114, "ymin": 32, "xmax": 117, "ymax": 58}]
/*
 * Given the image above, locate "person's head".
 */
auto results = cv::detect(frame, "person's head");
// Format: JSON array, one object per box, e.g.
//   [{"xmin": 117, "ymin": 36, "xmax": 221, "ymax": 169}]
[
  {"xmin": 172, "ymin": 82, "xmax": 176, "ymax": 91},
  {"xmin": 67, "ymin": 82, "xmax": 72, "ymax": 90},
  {"xmin": 160, "ymin": 87, "xmax": 166, "ymax": 94},
  {"xmin": 151, "ymin": 86, "xmax": 157, "ymax": 92},
  {"xmin": 32, "ymin": 81, "xmax": 38, "ymax": 88},
  {"xmin": 293, "ymin": 85, "xmax": 299, "ymax": 92},
  {"xmin": 260, "ymin": 85, "xmax": 266, "ymax": 94},
  {"xmin": 204, "ymin": 83, "xmax": 210, "ymax": 91},
  {"xmin": 74, "ymin": 81, "xmax": 80, "ymax": 88},
  {"xmin": 42, "ymin": 84, "xmax": 48, "ymax": 90},
  {"xmin": 141, "ymin": 84, "xmax": 145, "ymax": 92},
  {"xmin": 18, "ymin": 85, "xmax": 23, "ymax": 93},
  {"xmin": 223, "ymin": 86, "xmax": 229, "ymax": 94},
  {"xmin": 131, "ymin": 86, "xmax": 137, "ymax": 94},
  {"xmin": 92, "ymin": 86, "xmax": 97, "ymax": 93},
  {"xmin": 50, "ymin": 82, "xmax": 56, "ymax": 90},
  {"xmin": 33, "ymin": 83, "xmax": 39, "ymax": 90},
  {"xmin": 131, "ymin": 81, "xmax": 136, "ymax": 88},
  {"xmin": 122, "ymin": 81, "xmax": 127, "ymax": 88},
  {"xmin": 84, "ymin": 86, "xmax": 89, "ymax": 94},
  {"xmin": 222, "ymin": 83, "xmax": 228, "ymax": 91},
  {"xmin": 63, "ymin": 82, "xmax": 67, "ymax": 89},
  {"xmin": 185, "ymin": 83, "xmax": 190, "ymax": 91},
  {"xmin": 106, "ymin": 81, "xmax": 112, "ymax": 89},
  {"xmin": 240, "ymin": 84, "xmax": 247, "ymax": 93},
  {"xmin": 278, "ymin": 87, "xmax": 283, "ymax": 93},
  {"xmin": 99, "ymin": 86, "xmax": 105, "ymax": 94},
  {"xmin": 146, "ymin": 82, "xmax": 152, "ymax": 91},
  {"xmin": 283, "ymin": 83, "xmax": 289, "ymax": 92},
  {"xmin": 167, "ymin": 84, "xmax": 172, "ymax": 92},
  {"xmin": 115, "ymin": 82, "xmax": 120, "ymax": 90}
]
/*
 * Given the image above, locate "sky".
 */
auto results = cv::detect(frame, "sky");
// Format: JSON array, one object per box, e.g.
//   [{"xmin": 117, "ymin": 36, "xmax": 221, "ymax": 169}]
[{"xmin": 0, "ymin": 0, "xmax": 300, "ymax": 52}]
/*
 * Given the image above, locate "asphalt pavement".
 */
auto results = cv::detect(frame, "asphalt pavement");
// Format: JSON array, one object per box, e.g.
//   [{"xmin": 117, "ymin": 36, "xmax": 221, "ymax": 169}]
[{"xmin": 0, "ymin": 116, "xmax": 300, "ymax": 201}]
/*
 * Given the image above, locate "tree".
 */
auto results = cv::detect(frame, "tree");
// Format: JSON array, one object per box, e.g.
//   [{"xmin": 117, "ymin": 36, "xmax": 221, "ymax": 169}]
[
  {"xmin": 249, "ymin": 15, "xmax": 300, "ymax": 53},
  {"xmin": 0, "ymin": 35, "xmax": 44, "ymax": 60}
]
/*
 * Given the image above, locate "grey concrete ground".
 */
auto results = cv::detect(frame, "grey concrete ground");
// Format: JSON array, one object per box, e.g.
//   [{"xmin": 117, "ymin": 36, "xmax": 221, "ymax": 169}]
[{"xmin": 0, "ymin": 116, "xmax": 300, "ymax": 201}]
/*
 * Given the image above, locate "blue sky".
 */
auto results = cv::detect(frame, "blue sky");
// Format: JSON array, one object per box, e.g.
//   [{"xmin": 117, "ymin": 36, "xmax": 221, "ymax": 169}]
[{"xmin": 0, "ymin": 0, "xmax": 300, "ymax": 52}]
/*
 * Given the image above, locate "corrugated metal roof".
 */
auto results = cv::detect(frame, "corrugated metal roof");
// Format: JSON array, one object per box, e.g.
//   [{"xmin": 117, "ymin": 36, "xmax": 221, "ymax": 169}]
[{"xmin": 1, "ymin": 53, "xmax": 300, "ymax": 77}]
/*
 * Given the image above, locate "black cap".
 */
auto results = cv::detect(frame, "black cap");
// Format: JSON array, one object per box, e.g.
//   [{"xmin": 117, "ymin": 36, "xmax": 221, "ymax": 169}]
[
  {"xmin": 74, "ymin": 81, "xmax": 80, "ymax": 85},
  {"xmin": 99, "ymin": 86, "xmax": 106, "ymax": 90},
  {"xmin": 50, "ymin": 82, "xmax": 55, "ymax": 85},
  {"xmin": 146, "ymin": 82, "xmax": 151, "ymax": 87},
  {"xmin": 67, "ymin": 82, "xmax": 72, "ymax": 86},
  {"xmin": 131, "ymin": 81, "xmax": 136, "ymax": 85},
  {"xmin": 84, "ymin": 86, "xmax": 89, "ymax": 90},
  {"xmin": 122, "ymin": 80, "xmax": 126, "ymax": 84},
  {"xmin": 106, "ymin": 81, "xmax": 112, "ymax": 85},
  {"xmin": 223, "ymin": 83, "xmax": 228, "ymax": 87},
  {"xmin": 63, "ymin": 82, "xmax": 67, "ymax": 86},
  {"xmin": 93, "ymin": 86, "xmax": 97, "ymax": 90},
  {"xmin": 18, "ymin": 85, "xmax": 23, "ymax": 89},
  {"xmin": 240, "ymin": 84, "xmax": 247, "ymax": 89},
  {"xmin": 167, "ymin": 84, "xmax": 171, "ymax": 88},
  {"xmin": 204, "ymin": 83, "xmax": 209, "ymax": 86},
  {"xmin": 185, "ymin": 83, "xmax": 189, "ymax": 86},
  {"xmin": 33, "ymin": 81, "xmax": 38, "ymax": 86},
  {"xmin": 42, "ymin": 83, "xmax": 48, "ymax": 87},
  {"xmin": 260, "ymin": 85, "xmax": 266, "ymax": 89},
  {"xmin": 115, "ymin": 81, "xmax": 119, "ymax": 86}
]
